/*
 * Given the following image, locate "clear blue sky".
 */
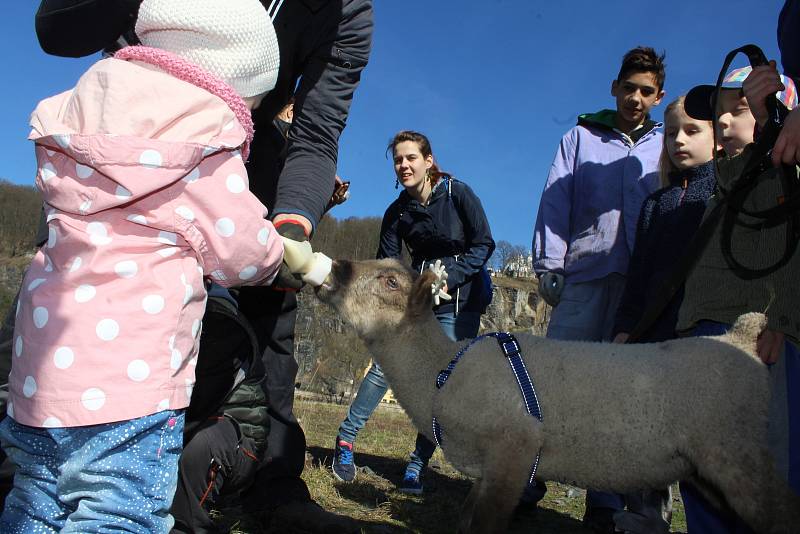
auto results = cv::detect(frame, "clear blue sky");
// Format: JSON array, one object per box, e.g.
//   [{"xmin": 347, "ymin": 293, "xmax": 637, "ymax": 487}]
[{"xmin": 0, "ymin": 1, "xmax": 784, "ymax": 249}]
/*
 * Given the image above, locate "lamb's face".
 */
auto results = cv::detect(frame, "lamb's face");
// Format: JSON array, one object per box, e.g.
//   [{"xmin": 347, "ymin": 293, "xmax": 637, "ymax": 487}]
[{"xmin": 315, "ymin": 259, "xmax": 432, "ymax": 338}]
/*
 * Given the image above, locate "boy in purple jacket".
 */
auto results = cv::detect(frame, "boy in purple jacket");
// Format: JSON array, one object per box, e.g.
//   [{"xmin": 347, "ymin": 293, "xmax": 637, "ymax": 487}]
[{"xmin": 532, "ymin": 46, "xmax": 666, "ymax": 533}]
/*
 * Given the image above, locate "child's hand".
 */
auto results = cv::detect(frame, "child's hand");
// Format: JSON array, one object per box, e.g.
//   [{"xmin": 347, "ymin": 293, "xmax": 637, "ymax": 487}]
[
  {"xmin": 612, "ymin": 332, "xmax": 629, "ymax": 344},
  {"xmin": 772, "ymin": 108, "xmax": 800, "ymax": 166},
  {"xmin": 326, "ymin": 175, "xmax": 350, "ymax": 212},
  {"xmin": 742, "ymin": 61, "xmax": 784, "ymax": 129},
  {"xmin": 756, "ymin": 328, "xmax": 784, "ymax": 365}
]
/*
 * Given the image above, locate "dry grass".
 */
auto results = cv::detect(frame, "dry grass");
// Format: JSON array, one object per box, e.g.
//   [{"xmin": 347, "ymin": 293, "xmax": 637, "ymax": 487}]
[
  {"xmin": 491, "ymin": 275, "xmax": 539, "ymax": 292},
  {"xmin": 216, "ymin": 398, "xmax": 687, "ymax": 533}
]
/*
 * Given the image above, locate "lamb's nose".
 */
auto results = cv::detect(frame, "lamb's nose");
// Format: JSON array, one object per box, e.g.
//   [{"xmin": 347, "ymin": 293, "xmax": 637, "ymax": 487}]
[{"xmin": 331, "ymin": 260, "xmax": 354, "ymax": 285}]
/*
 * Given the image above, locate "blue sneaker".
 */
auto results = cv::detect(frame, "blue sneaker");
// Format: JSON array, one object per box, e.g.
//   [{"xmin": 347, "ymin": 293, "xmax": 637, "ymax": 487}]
[
  {"xmin": 332, "ymin": 437, "xmax": 356, "ymax": 482},
  {"xmin": 398, "ymin": 470, "xmax": 423, "ymax": 495}
]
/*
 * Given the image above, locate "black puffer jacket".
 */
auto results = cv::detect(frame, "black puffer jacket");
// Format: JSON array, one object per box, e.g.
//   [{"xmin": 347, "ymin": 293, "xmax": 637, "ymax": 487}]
[{"xmin": 378, "ymin": 176, "xmax": 495, "ymax": 314}]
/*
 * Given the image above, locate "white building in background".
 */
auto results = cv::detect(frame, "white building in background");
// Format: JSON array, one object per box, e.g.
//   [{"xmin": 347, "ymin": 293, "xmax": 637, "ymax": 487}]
[{"xmin": 504, "ymin": 253, "xmax": 534, "ymax": 278}]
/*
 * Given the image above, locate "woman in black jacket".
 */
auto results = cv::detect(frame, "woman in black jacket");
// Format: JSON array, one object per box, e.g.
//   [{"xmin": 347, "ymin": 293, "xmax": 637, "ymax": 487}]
[{"xmin": 332, "ymin": 130, "xmax": 495, "ymax": 493}]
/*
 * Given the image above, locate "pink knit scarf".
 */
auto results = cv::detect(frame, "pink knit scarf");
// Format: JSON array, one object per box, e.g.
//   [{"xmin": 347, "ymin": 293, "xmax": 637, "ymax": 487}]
[{"xmin": 114, "ymin": 46, "xmax": 254, "ymax": 159}]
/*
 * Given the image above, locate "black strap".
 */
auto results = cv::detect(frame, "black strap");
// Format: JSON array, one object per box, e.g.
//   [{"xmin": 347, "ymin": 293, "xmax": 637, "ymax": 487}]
[
  {"xmin": 712, "ymin": 46, "xmax": 800, "ymax": 280},
  {"xmin": 627, "ymin": 200, "xmax": 726, "ymax": 343}
]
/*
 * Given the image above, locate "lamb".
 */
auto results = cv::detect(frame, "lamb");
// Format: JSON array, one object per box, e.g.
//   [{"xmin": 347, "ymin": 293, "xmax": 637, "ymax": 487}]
[{"xmin": 315, "ymin": 258, "xmax": 800, "ymax": 534}]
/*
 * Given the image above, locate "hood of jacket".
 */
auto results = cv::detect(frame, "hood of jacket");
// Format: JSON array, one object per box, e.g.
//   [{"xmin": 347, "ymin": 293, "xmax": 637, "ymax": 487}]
[
  {"xmin": 578, "ymin": 108, "xmax": 658, "ymax": 138},
  {"xmin": 29, "ymin": 57, "xmax": 247, "ymax": 216}
]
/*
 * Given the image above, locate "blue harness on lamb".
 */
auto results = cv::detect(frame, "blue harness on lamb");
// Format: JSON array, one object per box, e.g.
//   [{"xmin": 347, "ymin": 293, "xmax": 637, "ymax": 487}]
[{"xmin": 432, "ymin": 332, "xmax": 543, "ymax": 484}]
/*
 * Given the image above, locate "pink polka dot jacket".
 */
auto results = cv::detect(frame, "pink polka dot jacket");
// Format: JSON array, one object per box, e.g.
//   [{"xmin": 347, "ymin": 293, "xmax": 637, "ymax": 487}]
[{"xmin": 9, "ymin": 55, "xmax": 284, "ymax": 428}]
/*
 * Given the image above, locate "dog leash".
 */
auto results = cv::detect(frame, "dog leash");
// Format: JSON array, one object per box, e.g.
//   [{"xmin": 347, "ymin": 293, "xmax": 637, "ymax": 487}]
[{"xmin": 432, "ymin": 332, "xmax": 543, "ymax": 484}]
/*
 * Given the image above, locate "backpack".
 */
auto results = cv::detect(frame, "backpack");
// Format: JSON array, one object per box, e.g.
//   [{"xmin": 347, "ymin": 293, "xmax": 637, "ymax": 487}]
[
  {"xmin": 448, "ymin": 178, "xmax": 494, "ymax": 311},
  {"xmin": 184, "ymin": 293, "xmax": 264, "ymax": 440}
]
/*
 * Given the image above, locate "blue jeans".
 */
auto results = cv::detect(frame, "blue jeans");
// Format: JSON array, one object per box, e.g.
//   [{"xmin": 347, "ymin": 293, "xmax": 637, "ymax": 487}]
[
  {"xmin": 0, "ymin": 410, "xmax": 185, "ymax": 534},
  {"xmin": 337, "ymin": 310, "xmax": 481, "ymax": 474},
  {"xmin": 680, "ymin": 321, "xmax": 800, "ymax": 533},
  {"xmin": 546, "ymin": 274, "xmax": 628, "ymax": 513}
]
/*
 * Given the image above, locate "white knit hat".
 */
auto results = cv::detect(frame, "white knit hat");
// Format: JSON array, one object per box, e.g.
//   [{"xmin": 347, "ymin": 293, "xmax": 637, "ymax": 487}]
[{"xmin": 135, "ymin": 0, "xmax": 280, "ymax": 98}]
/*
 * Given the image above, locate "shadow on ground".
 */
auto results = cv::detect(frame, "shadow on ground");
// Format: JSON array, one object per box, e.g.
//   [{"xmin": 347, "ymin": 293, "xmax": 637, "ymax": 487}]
[{"xmin": 304, "ymin": 444, "xmax": 591, "ymax": 534}]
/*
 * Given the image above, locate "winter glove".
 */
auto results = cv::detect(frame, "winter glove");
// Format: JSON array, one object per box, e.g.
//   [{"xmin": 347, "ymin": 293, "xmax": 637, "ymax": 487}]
[
  {"xmin": 537, "ymin": 271, "xmax": 564, "ymax": 307},
  {"xmin": 272, "ymin": 220, "xmax": 309, "ymax": 291},
  {"xmin": 428, "ymin": 260, "xmax": 452, "ymax": 307}
]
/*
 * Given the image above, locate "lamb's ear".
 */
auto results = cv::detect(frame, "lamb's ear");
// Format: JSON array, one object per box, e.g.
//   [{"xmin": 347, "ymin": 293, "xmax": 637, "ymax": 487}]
[{"xmin": 408, "ymin": 270, "xmax": 436, "ymax": 317}]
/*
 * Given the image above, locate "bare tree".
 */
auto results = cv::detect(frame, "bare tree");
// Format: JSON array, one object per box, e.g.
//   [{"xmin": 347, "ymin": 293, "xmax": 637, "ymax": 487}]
[
  {"xmin": 0, "ymin": 180, "xmax": 41, "ymax": 257},
  {"xmin": 492, "ymin": 240, "xmax": 516, "ymax": 272}
]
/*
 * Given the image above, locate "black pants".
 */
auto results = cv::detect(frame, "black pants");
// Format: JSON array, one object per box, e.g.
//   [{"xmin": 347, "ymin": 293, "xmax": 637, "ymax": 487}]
[
  {"xmin": 171, "ymin": 417, "xmax": 260, "ymax": 534},
  {"xmin": 235, "ymin": 287, "xmax": 312, "ymax": 508}
]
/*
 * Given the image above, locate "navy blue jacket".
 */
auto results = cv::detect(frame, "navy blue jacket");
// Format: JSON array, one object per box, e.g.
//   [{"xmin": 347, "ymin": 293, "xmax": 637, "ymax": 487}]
[
  {"xmin": 378, "ymin": 176, "xmax": 495, "ymax": 314},
  {"xmin": 613, "ymin": 161, "xmax": 716, "ymax": 342}
]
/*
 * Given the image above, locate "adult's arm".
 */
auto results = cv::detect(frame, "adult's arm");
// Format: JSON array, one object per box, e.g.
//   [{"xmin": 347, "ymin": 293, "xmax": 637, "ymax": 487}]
[
  {"xmin": 272, "ymin": 0, "xmax": 374, "ymax": 232},
  {"xmin": 35, "ymin": 0, "xmax": 141, "ymax": 57},
  {"xmin": 532, "ymin": 129, "xmax": 577, "ymax": 275},
  {"xmin": 446, "ymin": 182, "xmax": 495, "ymax": 290}
]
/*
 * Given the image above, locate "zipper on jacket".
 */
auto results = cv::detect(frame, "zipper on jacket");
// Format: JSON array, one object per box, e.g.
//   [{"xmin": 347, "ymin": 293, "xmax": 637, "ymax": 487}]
[
  {"xmin": 678, "ymin": 179, "xmax": 688, "ymax": 206},
  {"xmin": 453, "ymin": 254, "xmax": 460, "ymax": 317},
  {"xmin": 614, "ymin": 130, "xmax": 634, "ymax": 148}
]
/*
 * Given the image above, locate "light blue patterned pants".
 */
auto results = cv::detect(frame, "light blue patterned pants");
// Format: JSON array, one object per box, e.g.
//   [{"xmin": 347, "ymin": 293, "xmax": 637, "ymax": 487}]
[{"xmin": 0, "ymin": 409, "xmax": 184, "ymax": 533}]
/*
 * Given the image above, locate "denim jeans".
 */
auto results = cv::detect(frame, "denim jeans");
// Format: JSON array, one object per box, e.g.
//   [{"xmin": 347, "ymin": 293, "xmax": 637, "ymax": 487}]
[
  {"xmin": 337, "ymin": 310, "xmax": 481, "ymax": 474},
  {"xmin": 0, "ymin": 410, "xmax": 184, "ymax": 534},
  {"xmin": 680, "ymin": 320, "xmax": 800, "ymax": 533}
]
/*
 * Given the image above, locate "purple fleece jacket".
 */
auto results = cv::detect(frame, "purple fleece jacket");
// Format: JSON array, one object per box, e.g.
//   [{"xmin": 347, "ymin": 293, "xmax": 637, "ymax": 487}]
[{"xmin": 533, "ymin": 111, "xmax": 663, "ymax": 283}]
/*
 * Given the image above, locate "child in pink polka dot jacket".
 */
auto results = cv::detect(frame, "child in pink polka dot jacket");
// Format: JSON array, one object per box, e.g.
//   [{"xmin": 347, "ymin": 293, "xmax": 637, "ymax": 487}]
[{"xmin": 0, "ymin": 0, "xmax": 285, "ymax": 532}]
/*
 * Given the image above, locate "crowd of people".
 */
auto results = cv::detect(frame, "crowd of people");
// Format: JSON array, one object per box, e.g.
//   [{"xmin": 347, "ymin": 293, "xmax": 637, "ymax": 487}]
[
  {"xmin": 531, "ymin": 9, "xmax": 800, "ymax": 533},
  {"xmin": 0, "ymin": 0, "xmax": 797, "ymax": 533}
]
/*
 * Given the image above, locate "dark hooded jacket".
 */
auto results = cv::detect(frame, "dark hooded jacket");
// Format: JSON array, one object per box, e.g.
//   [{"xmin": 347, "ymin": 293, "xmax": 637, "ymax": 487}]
[{"xmin": 378, "ymin": 176, "xmax": 495, "ymax": 314}]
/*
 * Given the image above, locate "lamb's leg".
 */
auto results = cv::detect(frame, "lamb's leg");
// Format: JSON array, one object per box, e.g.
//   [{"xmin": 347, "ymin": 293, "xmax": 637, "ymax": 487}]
[
  {"xmin": 457, "ymin": 478, "xmax": 481, "ymax": 533},
  {"xmin": 461, "ymin": 446, "xmax": 538, "ymax": 533},
  {"xmin": 692, "ymin": 441, "xmax": 800, "ymax": 533}
]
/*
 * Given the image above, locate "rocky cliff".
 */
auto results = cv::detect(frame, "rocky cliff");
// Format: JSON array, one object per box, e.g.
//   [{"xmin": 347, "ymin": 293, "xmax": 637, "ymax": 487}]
[
  {"xmin": 292, "ymin": 276, "xmax": 551, "ymax": 397},
  {"xmin": 480, "ymin": 277, "xmax": 550, "ymax": 336}
]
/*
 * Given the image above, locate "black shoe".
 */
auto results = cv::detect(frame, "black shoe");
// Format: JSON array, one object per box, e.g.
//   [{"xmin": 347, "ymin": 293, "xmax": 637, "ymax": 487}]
[{"xmin": 583, "ymin": 507, "xmax": 618, "ymax": 534}]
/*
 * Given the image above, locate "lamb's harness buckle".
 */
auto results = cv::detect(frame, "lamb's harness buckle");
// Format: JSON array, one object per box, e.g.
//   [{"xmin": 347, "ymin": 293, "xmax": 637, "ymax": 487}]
[{"xmin": 432, "ymin": 332, "xmax": 543, "ymax": 483}]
